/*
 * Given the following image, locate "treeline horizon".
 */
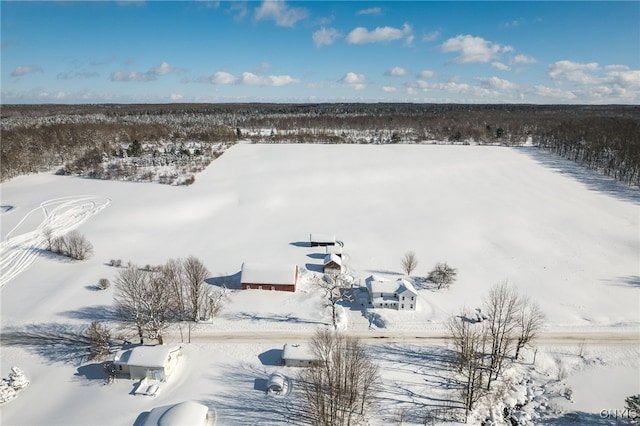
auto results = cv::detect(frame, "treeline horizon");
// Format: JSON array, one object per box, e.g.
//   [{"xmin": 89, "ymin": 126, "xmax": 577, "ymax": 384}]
[{"xmin": 2, "ymin": 103, "xmax": 639, "ymax": 186}]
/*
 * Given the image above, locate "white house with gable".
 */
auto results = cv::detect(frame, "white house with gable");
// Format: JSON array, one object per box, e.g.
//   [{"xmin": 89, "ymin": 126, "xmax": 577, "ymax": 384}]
[
  {"xmin": 365, "ymin": 276, "xmax": 418, "ymax": 310},
  {"xmin": 113, "ymin": 345, "xmax": 181, "ymax": 381}
]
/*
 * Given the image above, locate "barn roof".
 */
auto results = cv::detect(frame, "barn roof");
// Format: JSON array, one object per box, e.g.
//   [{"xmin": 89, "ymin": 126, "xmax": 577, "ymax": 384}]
[{"xmin": 241, "ymin": 262, "xmax": 297, "ymax": 285}]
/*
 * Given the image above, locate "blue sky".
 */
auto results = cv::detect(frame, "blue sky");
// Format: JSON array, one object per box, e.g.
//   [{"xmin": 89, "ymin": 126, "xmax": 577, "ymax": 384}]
[{"xmin": 1, "ymin": 1, "xmax": 639, "ymax": 104}]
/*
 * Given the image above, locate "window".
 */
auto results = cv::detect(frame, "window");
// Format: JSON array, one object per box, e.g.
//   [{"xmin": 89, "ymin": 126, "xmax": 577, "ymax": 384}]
[
  {"xmin": 410, "ymin": 304, "xmax": 413, "ymax": 309},
  {"xmin": 411, "ymin": 296, "xmax": 414, "ymax": 301},
  {"xmin": 401, "ymin": 304, "xmax": 404, "ymax": 309},
  {"xmin": 402, "ymin": 296, "xmax": 405, "ymax": 301}
]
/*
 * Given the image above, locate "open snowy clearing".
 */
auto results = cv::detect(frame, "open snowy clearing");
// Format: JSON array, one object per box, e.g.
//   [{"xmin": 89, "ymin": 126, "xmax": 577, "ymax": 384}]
[{"xmin": 0, "ymin": 144, "xmax": 638, "ymax": 424}]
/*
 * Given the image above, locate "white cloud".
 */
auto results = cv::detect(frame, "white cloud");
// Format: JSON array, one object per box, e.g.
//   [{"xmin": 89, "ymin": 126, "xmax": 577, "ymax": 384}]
[
  {"xmin": 110, "ymin": 70, "xmax": 156, "ymax": 82},
  {"xmin": 477, "ymin": 76, "xmax": 517, "ymax": 90},
  {"xmin": 440, "ymin": 35, "xmax": 512, "ymax": 64},
  {"xmin": 210, "ymin": 71, "xmax": 237, "ymax": 84},
  {"xmin": 313, "ymin": 27, "xmax": 341, "ymax": 47},
  {"xmin": 11, "ymin": 65, "xmax": 43, "ymax": 77},
  {"xmin": 422, "ymin": 31, "xmax": 440, "ymax": 42},
  {"xmin": 382, "ymin": 86, "xmax": 396, "ymax": 92},
  {"xmin": 605, "ymin": 69, "xmax": 640, "ymax": 88},
  {"xmin": 491, "ymin": 62, "xmax": 511, "ymax": 71},
  {"xmin": 533, "ymin": 84, "xmax": 577, "ymax": 100},
  {"xmin": 548, "ymin": 60, "xmax": 600, "ymax": 84},
  {"xmin": 57, "ymin": 71, "xmax": 99, "ymax": 80},
  {"xmin": 346, "ymin": 23, "xmax": 411, "ymax": 44},
  {"xmin": 151, "ymin": 61, "xmax": 183, "ymax": 76},
  {"xmin": 385, "ymin": 66, "xmax": 408, "ymax": 77},
  {"xmin": 254, "ymin": 1, "xmax": 308, "ymax": 27},
  {"xmin": 511, "ymin": 54, "xmax": 537, "ymax": 65},
  {"xmin": 417, "ymin": 70, "xmax": 435, "ymax": 79},
  {"xmin": 339, "ymin": 72, "xmax": 366, "ymax": 90},
  {"xmin": 206, "ymin": 70, "xmax": 300, "ymax": 86},
  {"xmin": 356, "ymin": 7, "xmax": 381, "ymax": 15},
  {"xmin": 170, "ymin": 93, "xmax": 184, "ymax": 101}
]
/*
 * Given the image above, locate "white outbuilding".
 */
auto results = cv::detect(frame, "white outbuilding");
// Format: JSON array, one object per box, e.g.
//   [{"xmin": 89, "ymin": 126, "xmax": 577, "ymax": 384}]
[
  {"xmin": 142, "ymin": 401, "xmax": 213, "ymax": 426},
  {"xmin": 282, "ymin": 343, "xmax": 321, "ymax": 367},
  {"xmin": 113, "ymin": 345, "xmax": 181, "ymax": 381}
]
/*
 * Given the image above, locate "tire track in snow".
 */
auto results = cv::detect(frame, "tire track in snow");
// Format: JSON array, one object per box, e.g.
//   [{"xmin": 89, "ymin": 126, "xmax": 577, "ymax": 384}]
[{"xmin": 0, "ymin": 196, "xmax": 110, "ymax": 287}]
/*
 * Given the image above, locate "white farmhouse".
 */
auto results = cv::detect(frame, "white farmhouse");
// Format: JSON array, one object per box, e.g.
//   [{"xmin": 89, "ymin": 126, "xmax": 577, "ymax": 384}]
[
  {"xmin": 113, "ymin": 345, "xmax": 181, "ymax": 381},
  {"xmin": 365, "ymin": 276, "xmax": 418, "ymax": 310}
]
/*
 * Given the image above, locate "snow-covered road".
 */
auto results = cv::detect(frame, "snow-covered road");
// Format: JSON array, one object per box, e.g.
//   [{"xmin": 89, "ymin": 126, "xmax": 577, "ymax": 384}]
[
  {"xmin": 0, "ymin": 196, "xmax": 110, "ymax": 287},
  {"xmin": 176, "ymin": 327, "xmax": 640, "ymax": 345}
]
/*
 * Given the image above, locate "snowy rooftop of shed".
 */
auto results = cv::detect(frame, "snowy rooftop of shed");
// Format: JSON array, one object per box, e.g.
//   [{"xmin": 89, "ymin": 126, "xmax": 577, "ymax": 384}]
[
  {"xmin": 142, "ymin": 401, "xmax": 209, "ymax": 426},
  {"xmin": 114, "ymin": 345, "xmax": 181, "ymax": 368},
  {"xmin": 282, "ymin": 343, "xmax": 317, "ymax": 361}
]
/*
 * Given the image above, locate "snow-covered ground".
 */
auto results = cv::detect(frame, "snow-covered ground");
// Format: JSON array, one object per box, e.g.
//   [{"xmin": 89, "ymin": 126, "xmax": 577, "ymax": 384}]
[{"xmin": 1, "ymin": 144, "xmax": 638, "ymax": 425}]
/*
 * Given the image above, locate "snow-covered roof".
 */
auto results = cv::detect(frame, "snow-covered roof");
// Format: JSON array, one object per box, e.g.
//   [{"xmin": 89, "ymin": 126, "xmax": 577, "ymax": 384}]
[
  {"xmin": 142, "ymin": 401, "xmax": 209, "ymax": 426},
  {"xmin": 324, "ymin": 253, "xmax": 342, "ymax": 266},
  {"xmin": 114, "ymin": 345, "xmax": 181, "ymax": 368},
  {"xmin": 366, "ymin": 277, "xmax": 417, "ymax": 296},
  {"xmin": 398, "ymin": 279, "xmax": 418, "ymax": 296},
  {"xmin": 241, "ymin": 263, "xmax": 297, "ymax": 285},
  {"xmin": 310, "ymin": 233, "xmax": 335, "ymax": 243},
  {"xmin": 325, "ymin": 245, "xmax": 343, "ymax": 255},
  {"xmin": 282, "ymin": 343, "xmax": 317, "ymax": 361}
]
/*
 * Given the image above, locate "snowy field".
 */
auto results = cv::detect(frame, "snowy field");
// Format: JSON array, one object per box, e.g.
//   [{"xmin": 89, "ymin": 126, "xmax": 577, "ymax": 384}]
[{"xmin": 0, "ymin": 144, "xmax": 638, "ymax": 425}]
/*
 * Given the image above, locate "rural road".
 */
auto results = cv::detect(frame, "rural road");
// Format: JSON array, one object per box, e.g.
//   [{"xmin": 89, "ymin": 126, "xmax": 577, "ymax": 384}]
[{"xmin": 169, "ymin": 328, "xmax": 640, "ymax": 345}]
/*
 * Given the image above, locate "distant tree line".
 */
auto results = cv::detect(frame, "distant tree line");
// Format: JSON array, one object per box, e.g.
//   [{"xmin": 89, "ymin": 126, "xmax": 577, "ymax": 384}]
[{"xmin": 2, "ymin": 103, "xmax": 638, "ymax": 186}]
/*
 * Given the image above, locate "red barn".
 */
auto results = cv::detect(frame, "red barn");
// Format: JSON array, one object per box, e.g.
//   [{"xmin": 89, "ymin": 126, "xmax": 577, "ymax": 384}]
[{"xmin": 240, "ymin": 263, "xmax": 298, "ymax": 292}]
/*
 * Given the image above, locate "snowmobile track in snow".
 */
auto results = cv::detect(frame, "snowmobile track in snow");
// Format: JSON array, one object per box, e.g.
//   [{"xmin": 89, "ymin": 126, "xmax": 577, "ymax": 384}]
[{"xmin": 0, "ymin": 196, "xmax": 110, "ymax": 287}]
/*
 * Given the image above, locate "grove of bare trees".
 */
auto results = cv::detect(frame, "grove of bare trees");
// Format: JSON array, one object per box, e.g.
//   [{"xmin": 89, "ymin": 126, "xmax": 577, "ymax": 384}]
[
  {"xmin": 298, "ymin": 329, "xmax": 379, "ymax": 426},
  {"xmin": 447, "ymin": 281, "xmax": 545, "ymax": 421},
  {"xmin": 113, "ymin": 257, "xmax": 224, "ymax": 344}
]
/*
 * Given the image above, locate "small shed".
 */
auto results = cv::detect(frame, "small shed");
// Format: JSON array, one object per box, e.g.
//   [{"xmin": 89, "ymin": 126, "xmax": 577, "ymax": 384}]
[
  {"xmin": 142, "ymin": 401, "xmax": 211, "ymax": 426},
  {"xmin": 113, "ymin": 345, "xmax": 181, "ymax": 381},
  {"xmin": 310, "ymin": 234, "xmax": 336, "ymax": 247},
  {"xmin": 282, "ymin": 343, "xmax": 320, "ymax": 367},
  {"xmin": 323, "ymin": 253, "xmax": 343, "ymax": 274},
  {"xmin": 241, "ymin": 263, "xmax": 298, "ymax": 292},
  {"xmin": 325, "ymin": 244, "xmax": 343, "ymax": 257}
]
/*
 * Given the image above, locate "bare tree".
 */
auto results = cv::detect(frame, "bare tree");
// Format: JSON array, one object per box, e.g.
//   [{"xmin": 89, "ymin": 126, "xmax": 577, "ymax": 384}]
[
  {"xmin": 299, "ymin": 329, "xmax": 379, "ymax": 426},
  {"xmin": 428, "ymin": 262, "xmax": 457, "ymax": 289},
  {"xmin": 183, "ymin": 255, "xmax": 210, "ymax": 322},
  {"xmin": 64, "ymin": 230, "xmax": 94, "ymax": 260},
  {"xmin": 49, "ymin": 230, "xmax": 93, "ymax": 260},
  {"xmin": 514, "ymin": 296, "xmax": 545, "ymax": 360},
  {"xmin": 114, "ymin": 264, "xmax": 147, "ymax": 344},
  {"xmin": 85, "ymin": 321, "xmax": 111, "ymax": 360},
  {"xmin": 113, "ymin": 264, "xmax": 173, "ymax": 344},
  {"xmin": 446, "ymin": 311, "xmax": 490, "ymax": 421},
  {"xmin": 483, "ymin": 281, "xmax": 520, "ymax": 389},
  {"xmin": 313, "ymin": 274, "xmax": 353, "ymax": 330},
  {"xmin": 401, "ymin": 251, "xmax": 418, "ymax": 276}
]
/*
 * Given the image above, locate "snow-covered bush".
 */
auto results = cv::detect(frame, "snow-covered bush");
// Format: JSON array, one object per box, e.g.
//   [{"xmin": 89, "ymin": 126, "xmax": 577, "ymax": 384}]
[
  {"xmin": 97, "ymin": 278, "xmax": 110, "ymax": 290},
  {"xmin": 0, "ymin": 380, "xmax": 17, "ymax": 404},
  {"xmin": 8, "ymin": 367, "xmax": 29, "ymax": 390}
]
